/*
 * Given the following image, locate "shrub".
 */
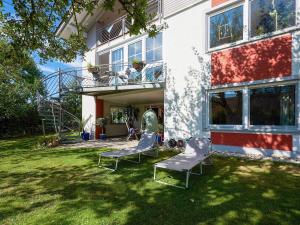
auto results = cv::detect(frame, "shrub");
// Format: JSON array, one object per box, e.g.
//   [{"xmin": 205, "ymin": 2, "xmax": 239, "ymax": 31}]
[{"xmin": 37, "ymin": 134, "xmax": 61, "ymax": 149}]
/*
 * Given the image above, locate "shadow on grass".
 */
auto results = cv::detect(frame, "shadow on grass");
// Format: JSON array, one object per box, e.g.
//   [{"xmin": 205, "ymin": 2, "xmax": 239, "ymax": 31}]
[{"xmin": 0, "ymin": 139, "xmax": 300, "ymax": 225}]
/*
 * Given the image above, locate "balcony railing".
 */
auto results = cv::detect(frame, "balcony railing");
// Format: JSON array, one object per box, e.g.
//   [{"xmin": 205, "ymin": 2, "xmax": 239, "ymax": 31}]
[
  {"xmin": 81, "ymin": 61, "xmax": 166, "ymax": 89},
  {"xmin": 40, "ymin": 61, "xmax": 165, "ymax": 100},
  {"xmin": 96, "ymin": 0, "xmax": 162, "ymax": 46}
]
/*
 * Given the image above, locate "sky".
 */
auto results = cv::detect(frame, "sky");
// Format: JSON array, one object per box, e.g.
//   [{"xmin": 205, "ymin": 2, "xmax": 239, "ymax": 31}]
[
  {"xmin": 34, "ymin": 54, "xmax": 83, "ymax": 75},
  {"xmin": 2, "ymin": 0, "xmax": 83, "ymax": 76}
]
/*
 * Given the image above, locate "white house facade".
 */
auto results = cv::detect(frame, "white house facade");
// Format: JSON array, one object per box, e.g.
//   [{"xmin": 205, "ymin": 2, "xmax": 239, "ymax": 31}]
[{"xmin": 58, "ymin": 0, "xmax": 300, "ymax": 159}]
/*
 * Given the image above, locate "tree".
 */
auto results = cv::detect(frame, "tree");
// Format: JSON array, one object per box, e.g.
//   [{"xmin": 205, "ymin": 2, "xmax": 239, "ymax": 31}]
[
  {"xmin": 0, "ymin": 40, "xmax": 43, "ymax": 136},
  {"xmin": 0, "ymin": 0, "xmax": 162, "ymax": 63}
]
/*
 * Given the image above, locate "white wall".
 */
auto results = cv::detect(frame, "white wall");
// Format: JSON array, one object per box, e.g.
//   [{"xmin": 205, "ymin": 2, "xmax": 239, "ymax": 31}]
[
  {"xmin": 82, "ymin": 95, "xmax": 96, "ymax": 139},
  {"xmin": 163, "ymin": 0, "xmax": 208, "ymax": 18},
  {"xmin": 81, "ymin": 24, "xmax": 98, "ymax": 139},
  {"xmin": 163, "ymin": 1, "xmax": 211, "ymax": 140}
]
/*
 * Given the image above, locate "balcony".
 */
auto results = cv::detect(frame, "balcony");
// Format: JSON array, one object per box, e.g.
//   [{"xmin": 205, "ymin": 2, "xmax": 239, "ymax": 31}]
[
  {"xmin": 79, "ymin": 62, "xmax": 166, "ymax": 95},
  {"xmin": 96, "ymin": 0, "xmax": 162, "ymax": 46}
]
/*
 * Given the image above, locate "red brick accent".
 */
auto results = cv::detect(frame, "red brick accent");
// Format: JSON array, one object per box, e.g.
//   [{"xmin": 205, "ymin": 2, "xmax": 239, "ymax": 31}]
[
  {"xmin": 95, "ymin": 99, "xmax": 104, "ymax": 139},
  {"xmin": 211, "ymin": 132, "xmax": 293, "ymax": 151},
  {"xmin": 212, "ymin": 0, "xmax": 229, "ymax": 7},
  {"xmin": 211, "ymin": 35, "xmax": 292, "ymax": 86}
]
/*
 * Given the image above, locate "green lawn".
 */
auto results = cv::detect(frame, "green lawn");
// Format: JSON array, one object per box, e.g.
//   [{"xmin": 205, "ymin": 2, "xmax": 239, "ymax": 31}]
[{"xmin": 0, "ymin": 137, "xmax": 300, "ymax": 225}]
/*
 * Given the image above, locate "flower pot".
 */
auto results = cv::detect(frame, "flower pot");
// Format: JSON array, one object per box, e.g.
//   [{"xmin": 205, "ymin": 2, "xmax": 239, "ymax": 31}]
[
  {"xmin": 99, "ymin": 133, "xmax": 107, "ymax": 140},
  {"xmin": 88, "ymin": 67, "xmax": 100, "ymax": 75},
  {"xmin": 132, "ymin": 62, "xmax": 145, "ymax": 72}
]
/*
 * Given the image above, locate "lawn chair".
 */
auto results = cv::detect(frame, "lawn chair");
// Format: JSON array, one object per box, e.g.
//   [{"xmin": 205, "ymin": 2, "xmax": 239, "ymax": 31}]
[
  {"xmin": 98, "ymin": 133, "xmax": 157, "ymax": 171},
  {"xmin": 154, "ymin": 137, "xmax": 211, "ymax": 189},
  {"xmin": 125, "ymin": 119, "xmax": 139, "ymax": 141}
]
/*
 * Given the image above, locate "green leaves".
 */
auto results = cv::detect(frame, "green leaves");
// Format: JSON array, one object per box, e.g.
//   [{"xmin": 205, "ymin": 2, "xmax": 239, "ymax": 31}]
[
  {"xmin": 103, "ymin": 0, "xmax": 162, "ymax": 37},
  {"xmin": 0, "ymin": 40, "xmax": 43, "ymax": 120},
  {"xmin": 0, "ymin": 0, "xmax": 162, "ymax": 63}
]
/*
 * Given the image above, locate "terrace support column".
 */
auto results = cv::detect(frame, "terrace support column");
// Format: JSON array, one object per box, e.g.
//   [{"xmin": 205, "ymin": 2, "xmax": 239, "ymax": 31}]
[{"xmin": 95, "ymin": 98, "xmax": 104, "ymax": 140}]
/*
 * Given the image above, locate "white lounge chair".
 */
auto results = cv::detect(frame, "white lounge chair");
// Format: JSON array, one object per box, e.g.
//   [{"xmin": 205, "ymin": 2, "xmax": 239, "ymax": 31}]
[
  {"xmin": 98, "ymin": 133, "xmax": 157, "ymax": 171},
  {"xmin": 154, "ymin": 137, "xmax": 211, "ymax": 189}
]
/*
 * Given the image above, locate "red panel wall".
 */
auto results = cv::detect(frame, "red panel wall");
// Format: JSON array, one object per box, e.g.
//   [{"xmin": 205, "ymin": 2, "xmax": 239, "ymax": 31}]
[
  {"xmin": 95, "ymin": 99, "xmax": 104, "ymax": 139},
  {"xmin": 211, "ymin": 35, "xmax": 292, "ymax": 86},
  {"xmin": 212, "ymin": 0, "xmax": 229, "ymax": 7},
  {"xmin": 211, "ymin": 132, "xmax": 293, "ymax": 151}
]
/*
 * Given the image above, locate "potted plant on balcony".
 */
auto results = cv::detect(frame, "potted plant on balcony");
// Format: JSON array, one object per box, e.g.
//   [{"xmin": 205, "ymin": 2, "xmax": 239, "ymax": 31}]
[
  {"xmin": 87, "ymin": 63, "xmax": 100, "ymax": 75},
  {"xmin": 132, "ymin": 58, "xmax": 145, "ymax": 72},
  {"xmin": 96, "ymin": 117, "xmax": 108, "ymax": 140}
]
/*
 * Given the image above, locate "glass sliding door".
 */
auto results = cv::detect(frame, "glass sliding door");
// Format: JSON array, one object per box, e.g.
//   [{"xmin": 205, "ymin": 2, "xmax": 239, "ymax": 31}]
[
  {"xmin": 128, "ymin": 41, "xmax": 142, "ymax": 65},
  {"xmin": 146, "ymin": 33, "xmax": 163, "ymax": 81},
  {"xmin": 112, "ymin": 48, "xmax": 124, "ymax": 72}
]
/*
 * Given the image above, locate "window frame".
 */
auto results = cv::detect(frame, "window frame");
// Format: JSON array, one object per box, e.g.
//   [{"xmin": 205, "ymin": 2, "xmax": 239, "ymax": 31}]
[
  {"xmin": 206, "ymin": 0, "xmax": 299, "ymax": 52},
  {"xmin": 248, "ymin": 83, "xmax": 298, "ymax": 130},
  {"xmin": 146, "ymin": 32, "xmax": 163, "ymax": 64},
  {"xmin": 111, "ymin": 47, "xmax": 124, "ymax": 72},
  {"xmin": 207, "ymin": 2, "xmax": 246, "ymax": 51},
  {"xmin": 249, "ymin": 0, "xmax": 297, "ymax": 39},
  {"xmin": 208, "ymin": 87, "xmax": 244, "ymax": 130},
  {"xmin": 128, "ymin": 40, "xmax": 143, "ymax": 65},
  {"xmin": 110, "ymin": 106, "xmax": 127, "ymax": 124},
  {"xmin": 207, "ymin": 82, "xmax": 299, "ymax": 132}
]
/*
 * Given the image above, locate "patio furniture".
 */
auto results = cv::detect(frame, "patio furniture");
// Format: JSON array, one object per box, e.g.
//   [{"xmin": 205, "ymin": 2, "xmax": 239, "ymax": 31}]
[
  {"xmin": 125, "ymin": 119, "xmax": 139, "ymax": 141},
  {"xmin": 98, "ymin": 133, "xmax": 157, "ymax": 171},
  {"xmin": 154, "ymin": 137, "xmax": 211, "ymax": 189}
]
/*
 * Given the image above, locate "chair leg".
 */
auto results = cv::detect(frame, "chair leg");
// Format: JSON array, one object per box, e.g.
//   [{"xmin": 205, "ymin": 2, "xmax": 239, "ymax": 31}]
[
  {"xmin": 154, "ymin": 167, "xmax": 187, "ymax": 189},
  {"xmin": 200, "ymin": 162, "xmax": 202, "ymax": 175},
  {"xmin": 115, "ymin": 158, "xmax": 119, "ymax": 171},
  {"xmin": 185, "ymin": 171, "xmax": 190, "ymax": 189},
  {"xmin": 98, "ymin": 155, "xmax": 101, "ymax": 166}
]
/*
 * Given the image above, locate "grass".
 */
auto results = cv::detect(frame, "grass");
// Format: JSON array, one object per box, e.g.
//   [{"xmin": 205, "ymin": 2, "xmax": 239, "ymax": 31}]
[{"xmin": 0, "ymin": 137, "xmax": 300, "ymax": 225}]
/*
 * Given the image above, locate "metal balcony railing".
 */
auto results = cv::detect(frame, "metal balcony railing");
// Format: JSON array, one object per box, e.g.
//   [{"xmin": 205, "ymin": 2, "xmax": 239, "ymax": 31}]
[
  {"xmin": 82, "ymin": 61, "xmax": 166, "ymax": 88},
  {"xmin": 96, "ymin": 0, "xmax": 162, "ymax": 46},
  {"xmin": 40, "ymin": 61, "xmax": 166, "ymax": 98},
  {"xmin": 96, "ymin": 15, "xmax": 130, "ymax": 45}
]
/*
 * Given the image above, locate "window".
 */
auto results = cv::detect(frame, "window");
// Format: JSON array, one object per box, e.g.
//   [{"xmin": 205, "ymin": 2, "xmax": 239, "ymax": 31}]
[
  {"xmin": 209, "ymin": 6, "xmax": 244, "ymax": 48},
  {"xmin": 250, "ymin": 85, "xmax": 296, "ymax": 126},
  {"xmin": 128, "ymin": 41, "xmax": 142, "ymax": 65},
  {"xmin": 112, "ymin": 48, "xmax": 124, "ymax": 72},
  {"xmin": 251, "ymin": 0, "xmax": 296, "ymax": 37},
  {"xmin": 210, "ymin": 91, "xmax": 243, "ymax": 125},
  {"xmin": 111, "ymin": 106, "xmax": 127, "ymax": 124},
  {"xmin": 146, "ymin": 33, "xmax": 162, "ymax": 63}
]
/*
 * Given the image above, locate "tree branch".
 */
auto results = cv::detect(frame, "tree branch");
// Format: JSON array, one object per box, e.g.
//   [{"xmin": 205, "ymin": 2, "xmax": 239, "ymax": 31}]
[{"xmin": 71, "ymin": 0, "xmax": 80, "ymax": 36}]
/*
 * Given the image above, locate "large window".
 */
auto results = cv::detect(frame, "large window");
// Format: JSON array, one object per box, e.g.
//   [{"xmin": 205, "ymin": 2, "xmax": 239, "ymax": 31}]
[
  {"xmin": 210, "ymin": 91, "xmax": 243, "ymax": 125},
  {"xmin": 146, "ymin": 33, "xmax": 162, "ymax": 63},
  {"xmin": 251, "ymin": 0, "xmax": 296, "ymax": 37},
  {"xmin": 111, "ymin": 106, "xmax": 127, "ymax": 124},
  {"xmin": 209, "ymin": 6, "xmax": 244, "ymax": 48},
  {"xmin": 250, "ymin": 85, "xmax": 296, "ymax": 126},
  {"xmin": 146, "ymin": 33, "xmax": 163, "ymax": 81},
  {"xmin": 128, "ymin": 41, "xmax": 142, "ymax": 64},
  {"xmin": 112, "ymin": 48, "xmax": 124, "ymax": 72}
]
